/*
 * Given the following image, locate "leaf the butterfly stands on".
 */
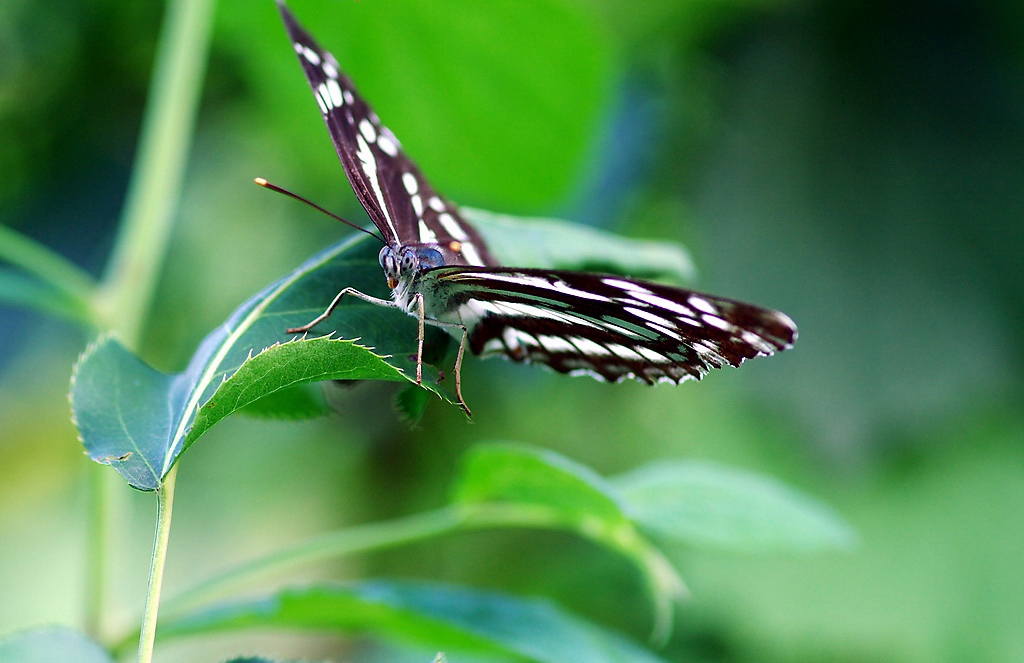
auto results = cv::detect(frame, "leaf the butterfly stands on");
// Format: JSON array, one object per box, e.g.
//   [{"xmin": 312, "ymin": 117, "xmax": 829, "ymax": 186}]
[{"xmin": 275, "ymin": 1, "xmax": 797, "ymax": 416}]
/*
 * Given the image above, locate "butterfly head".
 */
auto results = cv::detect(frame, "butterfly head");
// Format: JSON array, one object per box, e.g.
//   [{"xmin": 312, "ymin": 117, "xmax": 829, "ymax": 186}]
[{"xmin": 379, "ymin": 244, "xmax": 446, "ymax": 289}]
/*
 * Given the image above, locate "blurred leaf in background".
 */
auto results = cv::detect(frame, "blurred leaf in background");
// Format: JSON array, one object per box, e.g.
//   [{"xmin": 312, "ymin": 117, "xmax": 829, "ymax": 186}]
[{"xmin": 1, "ymin": 0, "xmax": 1022, "ymax": 661}]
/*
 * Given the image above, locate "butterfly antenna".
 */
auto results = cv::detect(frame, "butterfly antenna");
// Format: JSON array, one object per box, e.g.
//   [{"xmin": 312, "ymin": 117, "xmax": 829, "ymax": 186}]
[{"xmin": 254, "ymin": 177, "xmax": 386, "ymax": 245}]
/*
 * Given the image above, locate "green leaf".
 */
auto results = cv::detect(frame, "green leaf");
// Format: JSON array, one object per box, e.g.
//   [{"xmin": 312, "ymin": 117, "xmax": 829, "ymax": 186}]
[
  {"xmin": 453, "ymin": 444, "xmax": 629, "ymax": 527},
  {"xmin": 452, "ymin": 444, "xmax": 685, "ymax": 643},
  {"xmin": 158, "ymin": 581, "xmax": 669, "ymax": 663},
  {"xmin": 71, "ymin": 236, "xmax": 454, "ymax": 491},
  {"xmin": 0, "ymin": 268, "xmax": 93, "ymax": 325},
  {"xmin": 240, "ymin": 384, "xmax": 330, "ymax": 420},
  {"xmin": 614, "ymin": 461, "xmax": 858, "ymax": 553},
  {"xmin": 0, "ymin": 627, "xmax": 113, "ymax": 663},
  {"xmin": 395, "ymin": 384, "xmax": 432, "ymax": 425},
  {"xmin": 466, "ymin": 208, "xmax": 696, "ymax": 285}
]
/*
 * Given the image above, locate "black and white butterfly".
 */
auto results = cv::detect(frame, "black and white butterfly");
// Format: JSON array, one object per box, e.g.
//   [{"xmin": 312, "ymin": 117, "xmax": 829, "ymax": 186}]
[{"xmin": 275, "ymin": 2, "xmax": 797, "ymax": 416}]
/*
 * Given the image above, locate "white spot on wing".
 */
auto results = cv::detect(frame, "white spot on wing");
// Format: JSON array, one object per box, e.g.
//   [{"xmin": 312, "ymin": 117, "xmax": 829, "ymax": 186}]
[
  {"xmin": 482, "ymin": 301, "xmax": 599, "ymax": 328},
  {"xmin": 377, "ymin": 134, "xmax": 398, "ymax": 156},
  {"xmin": 294, "ymin": 43, "xmax": 304, "ymax": 54},
  {"xmin": 323, "ymin": 62, "xmax": 338, "ymax": 79},
  {"xmin": 402, "ymin": 172, "xmax": 419, "ymax": 195},
  {"xmin": 505, "ymin": 328, "xmax": 539, "ymax": 347},
  {"xmin": 317, "ymin": 83, "xmax": 333, "ymax": 110},
  {"xmin": 437, "ymin": 213, "xmax": 469, "ymax": 240},
  {"xmin": 314, "ymin": 88, "xmax": 328, "ymax": 115},
  {"xmin": 631, "ymin": 291, "xmax": 695, "ymax": 316},
  {"xmin": 741, "ymin": 330, "xmax": 775, "ymax": 354},
  {"xmin": 688, "ymin": 295, "xmax": 718, "ymax": 315},
  {"xmin": 701, "ymin": 314, "xmax": 735, "ymax": 332},
  {"xmin": 459, "ymin": 242, "xmax": 485, "ymax": 266},
  {"xmin": 458, "ymin": 299, "xmax": 498, "ymax": 326},
  {"xmin": 466, "ymin": 273, "xmax": 611, "ymax": 302},
  {"xmin": 635, "ymin": 346, "xmax": 671, "ymax": 363},
  {"xmin": 692, "ymin": 341, "xmax": 716, "ymax": 355},
  {"xmin": 538, "ymin": 335, "xmax": 577, "ymax": 354},
  {"xmin": 302, "ymin": 46, "xmax": 321, "ymax": 65},
  {"xmin": 418, "ymin": 220, "xmax": 437, "ymax": 244},
  {"xmin": 359, "ymin": 119, "xmax": 377, "ymax": 142},
  {"xmin": 411, "ymin": 194, "xmax": 424, "ymax": 218},
  {"xmin": 606, "ymin": 343, "xmax": 644, "ymax": 361},
  {"xmin": 602, "ymin": 278, "xmax": 652, "ymax": 294},
  {"xmin": 648, "ymin": 323, "xmax": 682, "ymax": 340},
  {"xmin": 343, "ymin": 89, "xmax": 354, "ymax": 105},
  {"xmin": 482, "ymin": 338, "xmax": 504, "ymax": 354},
  {"xmin": 624, "ymin": 306, "xmax": 674, "ymax": 328},
  {"xmin": 501, "ymin": 327, "xmax": 521, "ymax": 351},
  {"xmin": 354, "ymin": 134, "xmax": 397, "ymax": 238},
  {"xmin": 325, "ymin": 78, "xmax": 343, "ymax": 108},
  {"xmin": 428, "ymin": 196, "xmax": 445, "ymax": 212},
  {"xmin": 568, "ymin": 337, "xmax": 611, "ymax": 356}
]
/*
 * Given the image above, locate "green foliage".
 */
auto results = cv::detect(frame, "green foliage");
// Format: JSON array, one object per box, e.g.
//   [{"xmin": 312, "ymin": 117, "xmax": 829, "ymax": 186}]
[
  {"xmin": 614, "ymin": 460, "xmax": 857, "ymax": 552},
  {"xmin": 0, "ymin": 627, "xmax": 112, "ymax": 663},
  {"xmin": 0, "ymin": 268, "xmax": 92, "ymax": 325},
  {"xmin": 396, "ymin": 384, "xmax": 434, "ymax": 425},
  {"xmin": 452, "ymin": 444, "xmax": 685, "ymax": 644},
  {"xmin": 466, "ymin": 208, "xmax": 696, "ymax": 285},
  {"xmin": 454, "ymin": 444, "xmax": 630, "ymax": 525},
  {"xmin": 1, "ymin": 0, "xmax": 909, "ymax": 661},
  {"xmin": 159, "ymin": 581, "xmax": 670, "ymax": 663},
  {"xmin": 69, "ymin": 211, "xmax": 696, "ymax": 491},
  {"xmin": 0, "ymin": 222, "xmax": 97, "ymax": 325},
  {"xmin": 127, "ymin": 442, "xmax": 848, "ymax": 659},
  {"xmin": 71, "ymin": 236, "xmax": 452, "ymax": 491}
]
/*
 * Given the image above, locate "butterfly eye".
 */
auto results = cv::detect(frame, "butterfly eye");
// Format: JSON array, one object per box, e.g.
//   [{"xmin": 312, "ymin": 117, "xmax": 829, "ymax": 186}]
[
  {"xmin": 399, "ymin": 248, "xmax": 418, "ymax": 272},
  {"xmin": 378, "ymin": 246, "xmax": 394, "ymax": 273}
]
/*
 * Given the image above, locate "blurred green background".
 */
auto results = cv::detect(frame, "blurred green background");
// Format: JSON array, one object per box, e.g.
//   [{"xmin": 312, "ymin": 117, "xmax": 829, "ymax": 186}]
[{"xmin": 1, "ymin": 0, "xmax": 1022, "ymax": 661}]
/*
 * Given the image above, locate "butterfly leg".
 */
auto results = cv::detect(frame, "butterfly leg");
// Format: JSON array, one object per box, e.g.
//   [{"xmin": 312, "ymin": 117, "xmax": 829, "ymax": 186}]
[
  {"xmin": 414, "ymin": 292, "xmax": 426, "ymax": 385},
  {"xmin": 413, "ymin": 294, "xmax": 470, "ymax": 415},
  {"xmin": 417, "ymin": 315, "xmax": 471, "ymax": 418},
  {"xmin": 452, "ymin": 325, "xmax": 470, "ymax": 418},
  {"xmin": 287, "ymin": 287, "xmax": 397, "ymax": 334}
]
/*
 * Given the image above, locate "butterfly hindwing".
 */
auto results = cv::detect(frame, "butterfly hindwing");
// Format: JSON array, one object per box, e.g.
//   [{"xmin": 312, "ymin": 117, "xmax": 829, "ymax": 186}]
[
  {"xmin": 431, "ymin": 268, "xmax": 797, "ymax": 384},
  {"xmin": 278, "ymin": 2, "xmax": 496, "ymax": 267}
]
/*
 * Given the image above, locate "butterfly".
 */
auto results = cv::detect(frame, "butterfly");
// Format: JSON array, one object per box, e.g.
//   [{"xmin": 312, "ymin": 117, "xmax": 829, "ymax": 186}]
[{"xmin": 274, "ymin": 2, "xmax": 797, "ymax": 416}]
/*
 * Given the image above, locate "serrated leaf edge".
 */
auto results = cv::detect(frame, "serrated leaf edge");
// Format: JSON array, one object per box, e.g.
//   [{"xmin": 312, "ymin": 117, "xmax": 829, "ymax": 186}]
[
  {"xmin": 159, "ymin": 237, "xmax": 366, "ymax": 477},
  {"xmin": 68, "ymin": 331, "xmax": 112, "ymax": 449}
]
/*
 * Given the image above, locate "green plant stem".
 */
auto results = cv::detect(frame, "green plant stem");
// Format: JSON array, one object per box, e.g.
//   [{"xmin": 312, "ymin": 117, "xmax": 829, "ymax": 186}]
[
  {"xmin": 124, "ymin": 504, "xmax": 562, "ymax": 642},
  {"xmin": 113, "ymin": 500, "xmax": 684, "ymax": 656},
  {"xmin": 0, "ymin": 224, "xmax": 97, "ymax": 318},
  {"xmin": 84, "ymin": 467, "xmax": 116, "ymax": 642},
  {"xmin": 96, "ymin": 0, "xmax": 216, "ymax": 340},
  {"xmin": 138, "ymin": 465, "xmax": 179, "ymax": 663},
  {"xmin": 114, "ymin": 500, "xmax": 675, "ymax": 655},
  {"xmin": 82, "ymin": 0, "xmax": 215, "ymax": 648}
]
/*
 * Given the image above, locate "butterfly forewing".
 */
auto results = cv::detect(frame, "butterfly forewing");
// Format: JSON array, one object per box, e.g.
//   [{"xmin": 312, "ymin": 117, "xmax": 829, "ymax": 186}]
[
  {"xmin": 278, "ymin": 2, "xmax": 496, "ymax": 267},
  {"xmin": 431, "ymin": 268, "xmax": 797, "ymax": 384}
]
